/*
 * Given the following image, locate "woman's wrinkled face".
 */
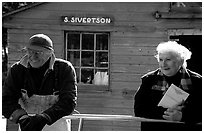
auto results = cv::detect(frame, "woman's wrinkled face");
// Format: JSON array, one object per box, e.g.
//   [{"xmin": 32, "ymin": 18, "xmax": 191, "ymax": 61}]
[
  {"xmin": 27, "ymin": 48, "xmax": 52, "ymax": 68},
  {"xmin": 158, "ymin": 51, "xmax": 183, "ymax": 77}
]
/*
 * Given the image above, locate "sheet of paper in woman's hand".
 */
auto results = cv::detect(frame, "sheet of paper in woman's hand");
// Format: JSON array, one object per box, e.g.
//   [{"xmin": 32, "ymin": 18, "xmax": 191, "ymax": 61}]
[{"xmin": 158, "ymin": 84, "xmax": 189, "ymax": 108}]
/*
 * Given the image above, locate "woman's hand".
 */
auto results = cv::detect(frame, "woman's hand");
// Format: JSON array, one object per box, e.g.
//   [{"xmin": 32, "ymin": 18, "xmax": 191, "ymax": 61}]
[{"xmin": 162, "ymin": 101, "xmax": 184, "ymax": 121}]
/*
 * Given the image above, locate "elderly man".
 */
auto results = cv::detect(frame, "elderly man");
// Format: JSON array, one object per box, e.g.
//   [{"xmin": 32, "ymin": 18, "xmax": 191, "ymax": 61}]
[{"xmin": 3, "ymin": 34, "xmax": 77, "ymax": 131}]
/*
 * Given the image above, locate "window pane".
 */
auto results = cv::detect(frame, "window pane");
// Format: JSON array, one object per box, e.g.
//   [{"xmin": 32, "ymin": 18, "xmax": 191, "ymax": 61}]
[
  {"xmin": 96, "ymin": 52, "xmax": 108, "ymax": 67},
  {"xmin": 67, "ymin": 51, "xmax": 80, "ymax": 66},
  {"xmin": 82, "ymin": 34, "xmax": 94, "ymax": 50},
  {"xmin": 81, "ymin": 51, "xmax": 94, "ymax": 67},
  {"xmin": 93, "ymin": 69, "xmax": 108, "ymax": 85},
  {"xmin": 81, "ymin": 68, "xmax": 94, "ymax": 84},
  {"xmin": 96, "ymin": 34, "xmax": 108, "ymax": 50},
  {"xmin": 67, "ymin": 33, "xmax": 80, "ymax": 49}
]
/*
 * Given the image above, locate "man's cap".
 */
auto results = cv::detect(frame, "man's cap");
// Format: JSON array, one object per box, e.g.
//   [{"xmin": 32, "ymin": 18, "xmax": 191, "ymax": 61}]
[{"xmin": 28, "ymin": 34, "xmax": 53, "ymax": 51}]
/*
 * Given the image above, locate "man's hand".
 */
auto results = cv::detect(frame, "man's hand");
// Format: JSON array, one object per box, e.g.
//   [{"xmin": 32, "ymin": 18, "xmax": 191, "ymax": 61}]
[
  {"xmin": 18, "ymin": 114, "xmax": 48, "ymax": 131},
  {"xmin": 18, "ymin": 115, "xmax": 31, "ymax": 130}
]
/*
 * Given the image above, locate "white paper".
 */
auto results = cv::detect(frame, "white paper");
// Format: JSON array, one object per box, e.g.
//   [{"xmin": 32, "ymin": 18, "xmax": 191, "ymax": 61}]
[{"xmin": 158, "ymin": 84, "xmax": 189, "ymax": 108}]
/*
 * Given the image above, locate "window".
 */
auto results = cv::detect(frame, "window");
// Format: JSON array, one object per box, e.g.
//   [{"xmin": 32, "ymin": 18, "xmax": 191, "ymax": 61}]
[
  {"xmin": 168, "ymin": 29, "xmax": 202, "ymax": 75},
  {"xmin": 169, "ymin": 35, "xmax": 202, "ymax": 75},
  {"xmin": 65, "ymin": 32, "xmax": 109, "ymax": 85}
]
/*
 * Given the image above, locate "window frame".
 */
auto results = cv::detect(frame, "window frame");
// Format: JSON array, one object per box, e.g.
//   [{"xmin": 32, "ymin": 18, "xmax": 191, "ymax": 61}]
[{"xmin": 65, "ymin": 31, "xmax": 110, "ymax": 90}]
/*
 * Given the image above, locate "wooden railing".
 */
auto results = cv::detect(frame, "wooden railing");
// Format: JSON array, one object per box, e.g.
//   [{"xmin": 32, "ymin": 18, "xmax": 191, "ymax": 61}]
[
  {"xmin": 5, "ymin": 114, "xmax": 199, "ymax": 131},
  {"xmin": 63, "ymin": 114, "xmax": 184, "ymax": 131}
]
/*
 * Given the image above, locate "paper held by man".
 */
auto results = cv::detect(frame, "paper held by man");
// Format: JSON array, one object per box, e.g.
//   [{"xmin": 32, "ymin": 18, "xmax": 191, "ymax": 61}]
[{"xmin": 158, "ymin": 84, "xmax": 189, "ymax": 108}]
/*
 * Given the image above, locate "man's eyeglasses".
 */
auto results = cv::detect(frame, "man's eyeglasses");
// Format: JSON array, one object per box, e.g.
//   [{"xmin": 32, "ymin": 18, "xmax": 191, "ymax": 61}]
[{"xmin": 26, "ymin": 48, "xmax": 47, "ymax": 56}]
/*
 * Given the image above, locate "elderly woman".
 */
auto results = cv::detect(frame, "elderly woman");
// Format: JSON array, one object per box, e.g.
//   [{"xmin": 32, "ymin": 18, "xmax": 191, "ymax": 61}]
[{"xmin": 134, "ymin": 41, "xmax": 201, "ymax": 130}]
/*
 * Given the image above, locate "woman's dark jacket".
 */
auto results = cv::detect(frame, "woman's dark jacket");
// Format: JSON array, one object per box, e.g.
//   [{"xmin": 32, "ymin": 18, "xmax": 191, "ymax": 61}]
[
  {"xmin": 2, "ymin": 54, "xmax": 77, "ymax": 125},
  {"xmin": 134, "ymin": 68, "xmax": 201, "ymax": 124}
]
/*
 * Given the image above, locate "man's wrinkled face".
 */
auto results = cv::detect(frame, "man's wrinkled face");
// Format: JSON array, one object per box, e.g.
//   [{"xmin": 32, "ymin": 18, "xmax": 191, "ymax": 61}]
[
  {"xmin": 158, "ymin": 51, "xmax": 183, "ymax": 77},
  {"xmin": 27, "ymin": 48, "xmax": 52, "ymax": 68}
]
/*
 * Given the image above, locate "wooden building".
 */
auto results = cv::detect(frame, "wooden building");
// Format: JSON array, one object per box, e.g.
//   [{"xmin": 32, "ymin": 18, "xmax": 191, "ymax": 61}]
[{"xmin": 2, "ymin": 2, "xmax": 202, "ymax": 131}]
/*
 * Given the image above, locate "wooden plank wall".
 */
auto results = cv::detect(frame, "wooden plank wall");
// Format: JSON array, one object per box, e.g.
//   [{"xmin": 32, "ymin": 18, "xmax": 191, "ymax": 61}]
[{"xmin": 3, "ymin": 2, "xmax": 201, "ymax": 131}]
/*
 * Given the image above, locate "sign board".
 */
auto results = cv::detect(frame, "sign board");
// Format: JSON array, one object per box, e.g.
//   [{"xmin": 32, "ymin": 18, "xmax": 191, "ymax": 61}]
[{"xmin": 61, "ymin": 15, "xmax": 113, "ymax": 25}]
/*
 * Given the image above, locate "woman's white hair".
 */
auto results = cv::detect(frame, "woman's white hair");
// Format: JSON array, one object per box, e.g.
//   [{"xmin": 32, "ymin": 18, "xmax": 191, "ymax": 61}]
[{"xmin": 155, "ymin": 41, "xmax": 192, "ymax": 68}]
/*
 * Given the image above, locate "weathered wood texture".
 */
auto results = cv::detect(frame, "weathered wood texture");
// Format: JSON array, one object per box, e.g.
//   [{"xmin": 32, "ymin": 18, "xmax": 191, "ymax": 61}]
[{"xmin": 3, "ymin": 2, "xmax": 201, "ymax": 131}]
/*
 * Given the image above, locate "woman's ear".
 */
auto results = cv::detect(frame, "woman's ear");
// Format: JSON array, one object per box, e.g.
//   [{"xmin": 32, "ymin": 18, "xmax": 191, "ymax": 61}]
[{"xmin": 180, "ymin": 59, "xmax": 184, "ymax": 67}]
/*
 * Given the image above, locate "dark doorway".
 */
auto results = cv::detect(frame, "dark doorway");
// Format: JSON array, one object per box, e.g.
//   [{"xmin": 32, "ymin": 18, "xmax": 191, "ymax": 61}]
[{"xmin": 170, "ymin": 35, "xmax": 202, "ymax": 75}]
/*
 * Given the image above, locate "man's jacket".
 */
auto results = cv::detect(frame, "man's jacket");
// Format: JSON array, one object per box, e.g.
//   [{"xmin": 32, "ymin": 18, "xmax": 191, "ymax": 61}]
[{"xmin": 2, "ymin": 54, "xmax": 77, "ymax": 125}]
